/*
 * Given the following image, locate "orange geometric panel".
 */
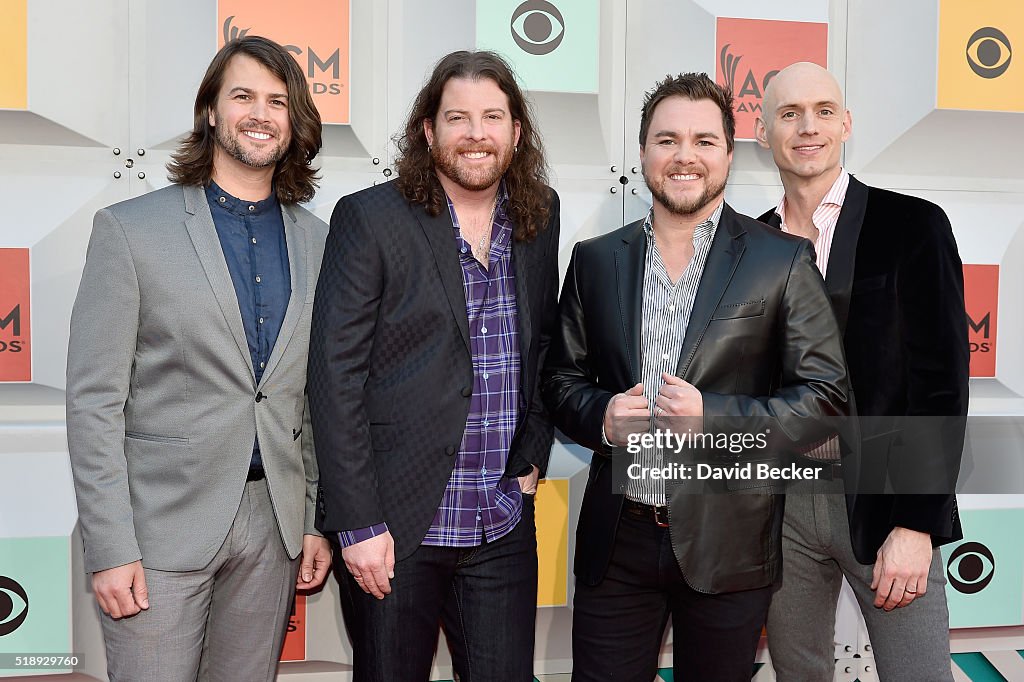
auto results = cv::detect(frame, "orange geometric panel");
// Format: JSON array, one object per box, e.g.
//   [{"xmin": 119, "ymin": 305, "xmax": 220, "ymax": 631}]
[
  {"xmin": 715, "ymin": 17, "xmax": 828, "ymax": 140},
  {"xmin": 218, "ymin": 1, "xmax": 350, "ymax": 124},
  {"xmin": 0, "ymin": 248, "xmax": 31, "ymax": 381}
]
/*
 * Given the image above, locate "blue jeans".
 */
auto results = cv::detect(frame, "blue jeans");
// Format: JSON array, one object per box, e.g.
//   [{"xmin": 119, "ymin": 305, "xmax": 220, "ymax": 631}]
[{"xmin": 340, "ymin": 495, "xmax": 538, "ymax": 682}]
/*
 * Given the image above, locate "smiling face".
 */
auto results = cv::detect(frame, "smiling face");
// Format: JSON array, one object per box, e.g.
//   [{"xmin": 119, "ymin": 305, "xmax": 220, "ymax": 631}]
[
  {"xmin": 756, "ymin": 63, "xmax": 851, "ymax": 184},
  {"xmin": 423, "ymin": 76, "xmax": 521, "ymax": 194},
  {"xmin": 640, "ymin": 95, "xmax": 732, "ymax": 218},
  {"xmin": 208, "ymin": 54, "xmax": 292, "ymax": 173}
]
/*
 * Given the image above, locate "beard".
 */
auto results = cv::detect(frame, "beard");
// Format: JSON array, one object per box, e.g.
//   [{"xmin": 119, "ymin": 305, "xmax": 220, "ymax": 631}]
[
  {"xmin": 213, "ymin": 113, "xmax": 288, "ymax": 169},
  {"xmin": 644, "ymin": 166, "xmax": 729, "ymax": 217},
  {"xmin": 431, "ymin": 141, "xmax": 515, "ymax": 192}
]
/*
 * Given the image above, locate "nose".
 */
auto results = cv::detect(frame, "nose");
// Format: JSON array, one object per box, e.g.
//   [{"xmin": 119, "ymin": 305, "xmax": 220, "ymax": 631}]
[
  {"xmin": 798, "ymin": 114, "xmax": 818, "ymax": 136},
  {"xmin": 249, "ymin": 98, "xmax": 271, "ymax": 122},
  {"xmin": 466, "ymin": 116, "xmax": 486, "ymax": 141},
  {"xmin": 674, "ymin": 143, "xmax": 697, "ymax": 165}
]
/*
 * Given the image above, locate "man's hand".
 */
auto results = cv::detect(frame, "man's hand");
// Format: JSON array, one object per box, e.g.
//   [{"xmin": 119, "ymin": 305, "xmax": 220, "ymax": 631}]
[
  {"xmin": 342, "ymin": 531, "xmax": 395, "ymax": 600},
  {"xmin": 655, "ymin": 373, "xmax": 703, "ymax": 420},
  {"xmin": 871, "ymin": 527, "xmax": 933, "ymax": 611},
  {"xmin": 92, "ymin": 560, "xmax": 149, "ymax": 619},
  {"xmin": 518, "ymin": 465, "xmax": 540, "ymax": 495},
  {"xmin": 296, "ymin": 534, "xmax": 332, "ymax": 590},
  {"xmin": 603, "ymin": 382, "xmax": 651, "ymax": 446}
]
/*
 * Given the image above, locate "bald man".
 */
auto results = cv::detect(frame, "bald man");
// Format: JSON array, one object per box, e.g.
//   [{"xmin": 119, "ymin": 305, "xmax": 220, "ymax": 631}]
[{"xmin": 752, "ymin": 63, "xmax": 968, "ymax": 681}]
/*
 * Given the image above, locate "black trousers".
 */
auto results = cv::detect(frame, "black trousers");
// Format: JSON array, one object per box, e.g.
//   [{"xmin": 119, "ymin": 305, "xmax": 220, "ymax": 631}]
[
  {"xmin": 340, "ymin": 496, "xmax": 538, "ymax": 682},
  {"xmin": 572, "ymin": 508, "xmax": 771, "ymax": 682}
]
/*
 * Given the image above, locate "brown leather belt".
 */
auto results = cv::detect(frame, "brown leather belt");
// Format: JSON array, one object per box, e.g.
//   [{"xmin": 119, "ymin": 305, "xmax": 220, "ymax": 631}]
[{"xmin": 622, "ymin": 498, "xmax": 669, "ymax": 527}]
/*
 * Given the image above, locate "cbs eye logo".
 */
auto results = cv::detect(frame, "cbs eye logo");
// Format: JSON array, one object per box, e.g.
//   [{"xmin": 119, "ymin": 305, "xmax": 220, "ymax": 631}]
[
  {"xmin": 0, "ymin": 576, "xmax": 29, "ymax": 636},
  {"xmin": 966, "ymin": 27, "xmax": 1012, "ymax": 79},
  {"xmin": 510, "ymin": 1, "xmax": 565, "ymax": 56},
  {"xmin": 946, "ymin": 542, "xmax": 995, "ymax": 595}
]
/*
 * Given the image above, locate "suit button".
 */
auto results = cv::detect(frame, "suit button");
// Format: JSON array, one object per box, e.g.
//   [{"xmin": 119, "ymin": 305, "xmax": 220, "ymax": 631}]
[
  {"xmin": 461, "ymin": 386, "xmax": 472, "ymax": 397},
  {"xmin": 445, "ymin": 445, "xmax": 457, "ymax": 456},
  {"xmin": 255, "ymin": 392, "xmax": 265, "ymax": 403}
]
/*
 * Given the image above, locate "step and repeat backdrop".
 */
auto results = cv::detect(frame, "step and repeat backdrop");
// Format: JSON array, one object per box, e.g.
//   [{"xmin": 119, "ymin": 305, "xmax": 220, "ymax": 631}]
[{"xmin": 2, "ymin": 1, "xmax": 1023, "ymax": 680}]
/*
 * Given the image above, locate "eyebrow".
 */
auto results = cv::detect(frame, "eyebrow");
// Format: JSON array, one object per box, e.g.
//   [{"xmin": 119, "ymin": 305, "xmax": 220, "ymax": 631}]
[
  {"xmin": 652, "ymin": 129, "xmax": 721, "ymax": 140},
  {"xmin": 228, "ymin": 86, "xmax": 288, "ymax": 100},
  {"xmin": 442, "ymin": 107, "xmax": 507, "ymax": 116},
  {"xmin": 778, "ymin": 100, "xmax": 840, "ymax": 110}
]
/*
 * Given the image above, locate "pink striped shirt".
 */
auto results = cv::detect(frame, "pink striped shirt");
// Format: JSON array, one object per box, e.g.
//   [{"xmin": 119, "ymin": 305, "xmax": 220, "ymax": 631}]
[
  {"xmin": 775, "ymin": 168, "xmax": 850, "ymax": 461},
  {"xmin": 775, "ymin": 168, "xmax": 850, "ymax": 279}
]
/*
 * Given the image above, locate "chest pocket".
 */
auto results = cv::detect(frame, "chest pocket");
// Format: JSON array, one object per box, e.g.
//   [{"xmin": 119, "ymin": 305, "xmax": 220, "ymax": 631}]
[{"xmin": 712, "ymin": 299, "xmax": 765, "ymax": 320}]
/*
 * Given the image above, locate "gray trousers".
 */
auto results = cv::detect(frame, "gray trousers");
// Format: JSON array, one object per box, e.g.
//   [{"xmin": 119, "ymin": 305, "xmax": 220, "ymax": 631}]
[
  {"xmin": 100, "ymin": 479, "xmax": 300, "ymax": 682},
  {"xmin": 766, "ymin": 481, "xmax": 953, "ymax": 682}
]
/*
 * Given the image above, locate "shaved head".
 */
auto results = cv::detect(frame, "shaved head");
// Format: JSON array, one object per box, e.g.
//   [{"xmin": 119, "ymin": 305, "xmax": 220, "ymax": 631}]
[{"xmin": 761, "ymin": 62, "xmax": 844, "ymax": 130}]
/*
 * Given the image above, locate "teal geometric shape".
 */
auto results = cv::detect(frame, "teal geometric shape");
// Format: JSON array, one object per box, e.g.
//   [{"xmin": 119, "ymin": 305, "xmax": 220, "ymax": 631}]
[
  {"xmin": 951, "ymin": 652, "xmax": 1007, "ymax": 681},
  {"xmin": 656, "ymin": 669, "xmax": 673, "ymax": 681},
  {"xmin": 476, "ymin": 0, "xmax": 600, "ymax": 94}
]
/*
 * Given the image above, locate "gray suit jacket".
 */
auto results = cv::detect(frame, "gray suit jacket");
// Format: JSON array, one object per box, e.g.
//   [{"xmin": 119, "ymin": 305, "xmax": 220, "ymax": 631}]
[{"xmin": 67, "ymin": 183, "xmax": 328, "ymax": 573}]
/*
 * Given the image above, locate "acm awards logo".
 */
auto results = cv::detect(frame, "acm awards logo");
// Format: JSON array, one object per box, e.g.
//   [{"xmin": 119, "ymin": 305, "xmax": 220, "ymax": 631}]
[
  {"xmin": 0, "ymin": 305, "xmax": 23, "ymax": 354},
  {"xmin": 719, "ymin": 45, "xmax": 777, "ymax": 115},
  {"xmin": 223, "ymin": 16, "xmax": 343, "ymax": 96},
  {"xmin": 510, "ymin": 1, "xmax": 565, "ymax": 56},
  {"xmin": 946, "ymin": 542, "xmax": 995, "ymax": 595},
  {"xmin": 0, "ymin": 576, "xmax": 29, "ymax": 636},
  {"xmin": 966, "ymin": 27, "xmax": 1012, "ymax": 79},
  {"xmin": 963, "ymin": 264, "xmax": 997, "ymax": 377}
]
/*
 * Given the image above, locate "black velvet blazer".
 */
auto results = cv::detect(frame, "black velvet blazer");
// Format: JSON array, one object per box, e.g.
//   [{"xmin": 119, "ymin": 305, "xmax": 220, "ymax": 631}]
[{"xmin": 759, "ymin": 175, "xmax": 969, "ymax": 563}]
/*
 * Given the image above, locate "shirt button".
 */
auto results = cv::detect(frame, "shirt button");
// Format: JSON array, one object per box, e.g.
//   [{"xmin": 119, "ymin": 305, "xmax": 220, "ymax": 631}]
[
  {"xmin": 483, "ymin": 373, "xmax": 489, "ymax": 380},
  {"xmin": 218, "ymin": 196, "xmax": 226, "ymax": 203},
  {"xmin": 248, "ymin": 205, "xmax": 255, "ymax": 212},
  {"xmin": 255, "ymin": 275, "xmax": 261, "ymax": 283},
  {"xmin": 662, "ymin": 353, "xmax": 669, "ymax": 360},
  {"xmin": 461, "ymin": 246, "xmax": 468, "ymax": 254},
  {"xmin": 252, "ymin": 237, "xmax": 257, "ymax": 244},
  {"xmin": 481, "ymin": 327, "xmax": 488, "ymax": 334},
  {"xmin": 259, "ymin": 361, "xmax": 265, "ymax": 368},
  {"xmin": 669, "ymin": 304, "xmax": 675, "ymax": 311},
  {"xmin": 483, "ymin": 420, "xmax": 490, "ymax": 427},
  {"xmin": 259, "ymin": 317, "xmax": 264, "ymax": 324}
]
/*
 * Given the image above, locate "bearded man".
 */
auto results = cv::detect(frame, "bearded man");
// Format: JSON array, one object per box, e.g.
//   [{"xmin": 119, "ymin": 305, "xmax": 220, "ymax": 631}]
[{"xmin": 308, "ymin": 50, "xmax": 560, "ymax": 682}]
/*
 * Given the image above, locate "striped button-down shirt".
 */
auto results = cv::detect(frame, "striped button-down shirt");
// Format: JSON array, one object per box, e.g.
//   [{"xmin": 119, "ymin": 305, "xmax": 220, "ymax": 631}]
[
  {"xmin": 627, "ymin": 202, "xmax": 723, "ymax": 506},
  {"xmin": 776, "ymin": 167, "xmax": 849, "ymax": 461}
]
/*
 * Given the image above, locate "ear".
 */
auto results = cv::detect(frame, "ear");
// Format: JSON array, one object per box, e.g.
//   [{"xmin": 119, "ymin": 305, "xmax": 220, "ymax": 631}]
[
  {"xmin": 841, "ymin": 109, "xmax": 852, "ymax": 143},
  {"xmin": 513, "ymin": 119, "xmax": 521, "ymax": 148},
  {"xmin": 423, "ymin": 117, "xmax": 435, "ymax": 146},
  {"xmin": 208, "ymin": 107, "xmax": 216, "ymax": 129},
  {"xmin": 754, "ymin": 117, "xmax": 770, "ymax": 149}
]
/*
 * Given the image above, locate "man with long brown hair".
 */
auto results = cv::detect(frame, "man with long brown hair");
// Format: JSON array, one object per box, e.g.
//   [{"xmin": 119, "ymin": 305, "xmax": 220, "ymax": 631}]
[
  {"xmin": 309, "ymin": 50, "xmax": 559, "ymax": 680},
  {"xmin": 67, "ymin": 36, "xmax": 331, "ymax": 680}
]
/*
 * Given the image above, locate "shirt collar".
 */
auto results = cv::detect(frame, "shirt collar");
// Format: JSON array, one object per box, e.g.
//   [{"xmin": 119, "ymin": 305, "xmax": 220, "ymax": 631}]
[
  {"xmin": 206, "ymin": 179, "xmax": 279, "ymax": 217},
  {"xmin": 642, "ymin": 200, "xmax": 723, "ymax": 241},
  {"xmin": 774, "ymin": 167, "xmax": 849, "ymax": 226}
]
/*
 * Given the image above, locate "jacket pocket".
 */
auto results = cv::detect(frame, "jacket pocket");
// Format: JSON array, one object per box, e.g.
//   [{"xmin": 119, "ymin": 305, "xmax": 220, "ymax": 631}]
[
  {"xmin": 124, "ymin": 431, "xmax": 190, "ymax": 445},
  {"xmin": 712, "ymin": 299, "xmax": 765, "ymax": 320}
]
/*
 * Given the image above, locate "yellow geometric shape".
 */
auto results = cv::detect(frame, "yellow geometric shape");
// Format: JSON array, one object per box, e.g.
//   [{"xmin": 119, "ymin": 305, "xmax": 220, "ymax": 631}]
[
  {"xmin": 938, "ymin": 0, "xmax": 1024, "ymax": 112},
  {"xmin": 535, "ymin": 478, "xmax": 570, "ymax": 607},
  {"xmin": 0, "ymin": 0, "xmax": 28, "ymax": 110}
]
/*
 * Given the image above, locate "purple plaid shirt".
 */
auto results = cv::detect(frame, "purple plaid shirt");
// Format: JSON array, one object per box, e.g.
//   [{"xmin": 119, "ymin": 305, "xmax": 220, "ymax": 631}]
[{"xmin": 338, "ymin": 185, "xmax": 524, "ymax": 548}]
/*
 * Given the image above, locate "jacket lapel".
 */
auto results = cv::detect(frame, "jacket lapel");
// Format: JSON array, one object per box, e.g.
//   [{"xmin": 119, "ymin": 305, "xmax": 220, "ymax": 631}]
[
  {"xmin": 676, "ymin": 204, "xmax": 747, "ymax": 378},
  {"xmin": 258, "ymin": 204, "xmax": 308, "ymax": 388},
  {"xmin": 823, "ymin": 175, "xmax": 868, "ymax": 336},
  {"xmin": 417, "ymin": 206, "xmax": 471, "ymax": 352},
  {"xmin": 513, "ymin": 238, "xmax": 533, "ymax": 379},
  {"xmin": 614, "ymin": 221, "xmax": 647, "ymax": 384},
  {"xmin": 183, "ymin": 185, "xmax": 255, "ymax": 385}
]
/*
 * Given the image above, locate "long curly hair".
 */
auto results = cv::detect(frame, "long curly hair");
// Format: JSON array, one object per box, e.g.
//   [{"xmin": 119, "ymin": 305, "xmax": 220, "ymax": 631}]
[
  {"xmin": 394, "ymin": 51, "xmax": 551, "ymax": 242},
  {"xmin": 167, "ymin": 36, "xmax": 322, "ymax": 204}
]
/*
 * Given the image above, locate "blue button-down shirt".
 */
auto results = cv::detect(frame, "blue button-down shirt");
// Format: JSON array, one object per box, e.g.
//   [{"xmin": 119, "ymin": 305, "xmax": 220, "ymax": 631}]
[
  {"xmin": 338, "ymin": 184, "xmax": 524, "ymax": 548},
  {"xmin": 205, "ymin": 181, "xmax": 291, "ymax": 469}
]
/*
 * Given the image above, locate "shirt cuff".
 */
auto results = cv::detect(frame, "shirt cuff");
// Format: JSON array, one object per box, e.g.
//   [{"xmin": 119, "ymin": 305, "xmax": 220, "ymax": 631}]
[{"xmin": 338, "ymin": 522, "xmax": 389, "ymax": 548}]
